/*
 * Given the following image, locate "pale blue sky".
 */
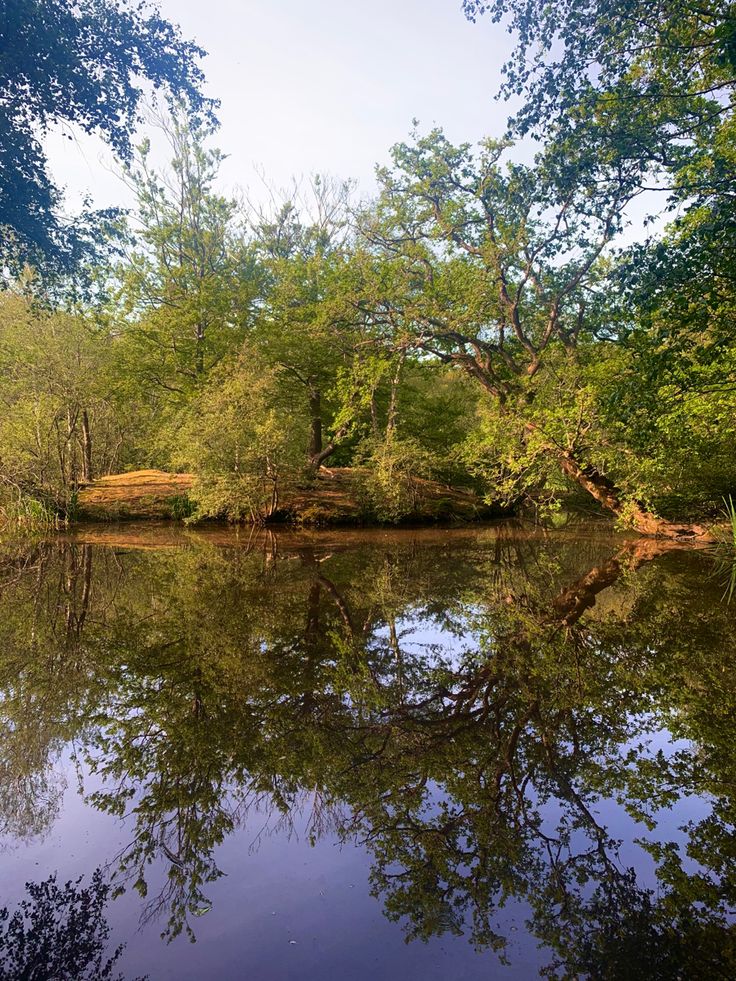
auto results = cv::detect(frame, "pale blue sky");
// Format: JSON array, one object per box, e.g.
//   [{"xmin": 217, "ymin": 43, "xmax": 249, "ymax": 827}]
[{"xmin": 46, "ymin": 0, "xmax": 513, "ymax": 212}]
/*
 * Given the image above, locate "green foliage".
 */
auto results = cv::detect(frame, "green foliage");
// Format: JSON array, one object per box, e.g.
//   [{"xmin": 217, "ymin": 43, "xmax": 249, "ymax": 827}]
[
  {"xmin": 454, "ymin": 0, "xmax": 736, "ymax": 530},
  {"xmin": 709, "ymin": 496, "xmax": 736, "ymax": 603},
  {"xmin": 594, "ymin": 305, "xmax": 736, "ymax": 518},
  {"xmin": 462, "ymin": 0, "xmax": 735, "ymax": 203},
  {"xmin": 0, "ymin": 293, "xmax": 128, "ymax": 508},
  {"xmin": 0, "ymin": 0, "xmax": 213, "ymax": 281},
  {"xmin": 381, "ymin": 362, "xmax": 481, "ymax": 488},
  {"xmin": 168, "ymin": 494, "xmax": 196, "ymax": 522},
  {"xmin": 3, "ymin": 16, "xmax": 736, "ymax": 528},
  {"xmin": 176, "ymin": 352, "xmax": 308, "ymax": 522},
  {"xmin": 248, "ymin": 177, "xmax": 367, "ymax": 470},
  {"xmin": 117, "ymin": 118, "xmax": 259, "ymax": 396},
  {"xmin": 0, "ymin": 495, "xmax": 58, "ymax": 536},
  {"xmin": 356, "ymin": 434, "xmax": 436, "ymax": 523},
  {"xmin": 724, "ymin": 495, "xmax": 736, "ymax": 547}
]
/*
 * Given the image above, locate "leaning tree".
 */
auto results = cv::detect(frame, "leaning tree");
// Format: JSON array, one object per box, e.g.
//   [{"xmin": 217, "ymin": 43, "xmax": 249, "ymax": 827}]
[{"xmin": 359, "ymin": 128, "xmax": 710, "ymax": 537}]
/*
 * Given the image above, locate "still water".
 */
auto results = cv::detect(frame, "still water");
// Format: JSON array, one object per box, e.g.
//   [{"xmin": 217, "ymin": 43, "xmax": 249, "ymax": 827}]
[{"xmin": 0, "ymin": 522, "xmax": 734, "ymax": 979}]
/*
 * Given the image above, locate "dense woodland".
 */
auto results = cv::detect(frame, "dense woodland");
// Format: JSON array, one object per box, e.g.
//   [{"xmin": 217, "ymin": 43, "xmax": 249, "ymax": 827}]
[{"xmin": 1, "ymin": 0, "xmax": 735, "ymax": 534}]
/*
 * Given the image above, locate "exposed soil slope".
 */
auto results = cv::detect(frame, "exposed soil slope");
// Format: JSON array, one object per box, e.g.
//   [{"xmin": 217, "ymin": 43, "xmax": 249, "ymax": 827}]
[{"xmin": 77, "ymin": 470, "xmax": 194, "ymax": 521}]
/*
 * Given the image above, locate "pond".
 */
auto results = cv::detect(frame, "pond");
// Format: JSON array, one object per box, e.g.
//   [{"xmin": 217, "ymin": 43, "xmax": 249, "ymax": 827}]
[{"xmin": 0, "ymin": 522, "xmax": 734, "ymax": 979}]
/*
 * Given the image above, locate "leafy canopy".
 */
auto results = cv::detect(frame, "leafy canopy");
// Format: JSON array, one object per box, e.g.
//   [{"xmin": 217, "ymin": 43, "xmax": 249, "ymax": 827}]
[{"xmin": 0, "ymin": 0, "xmax": 215, "ymax": 277}]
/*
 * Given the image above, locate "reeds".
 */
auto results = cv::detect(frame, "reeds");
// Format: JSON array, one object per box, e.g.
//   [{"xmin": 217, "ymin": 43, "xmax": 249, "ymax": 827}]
[
  {"xmin": 712, "ymin": 494, "xmax": 736, "ymax": 602},
  {"xmin": 0, "ymin": 497, "xmax": 58, "ymax": 536},
  {"xmin": 723, "ymin": 494, "xmax": 736, "ymax": 547}
]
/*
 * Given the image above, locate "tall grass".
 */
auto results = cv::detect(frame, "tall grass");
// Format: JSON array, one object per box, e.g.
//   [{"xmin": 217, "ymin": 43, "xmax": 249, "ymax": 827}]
[
  {"xmin": 0, "ymin": 497, "xmax": 58, "ymax": 537},
  {"xmin": 711, "ymin": 494, "xmax": 736, "ymax": 603},
  {"xmin": 723, "ymin": 494, "xmax": 736, "ymax": 547}
]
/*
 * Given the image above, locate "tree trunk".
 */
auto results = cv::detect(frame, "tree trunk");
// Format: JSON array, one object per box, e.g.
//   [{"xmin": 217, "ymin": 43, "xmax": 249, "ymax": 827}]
[
  {"xmin": 555, "ymin": 449, "xmax": 713, "ymax": 542},
  {"xmin": 81, "ymin": 409, "xmax": 92, "ymax": 483},
  {"xmin": 66, "ymin": 408, "xmax": 78, "ymax": 489},
  {"xmin": 386, "ymin": 353, "xmax": 405, "ymax": 437},
  {"xmin": 306, "ymin": 382, "xmax": 351, "ymax": 471},
  {"xmin": 268, "ymin": 479, "xmax": 279, "ymax": 517},
  {"xmin": 195, "ymin": 322, "xmax": 205, "ymax": 376},
  {"xmin": 308, "ymin": 383, "xmax": 323, "ymax": 461},
  {"xmin": 308, "ymin": 437, "xmax": 342, "ymax": 470},
  {"xmin": 370, "ymin": 386, "xmax": 380, "ymax": 437}
]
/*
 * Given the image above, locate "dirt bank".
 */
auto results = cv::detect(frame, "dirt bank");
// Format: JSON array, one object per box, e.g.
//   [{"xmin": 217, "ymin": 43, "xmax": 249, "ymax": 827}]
[{"xmin": 76, "ymin": 468, "xmax": 501, "ymax": 525}]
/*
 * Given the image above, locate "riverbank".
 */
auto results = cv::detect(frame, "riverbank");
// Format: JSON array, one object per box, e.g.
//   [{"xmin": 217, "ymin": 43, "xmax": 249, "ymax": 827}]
[{"xmin": 75, "ymin": 468, "xmax": 502, "ymax": 525}]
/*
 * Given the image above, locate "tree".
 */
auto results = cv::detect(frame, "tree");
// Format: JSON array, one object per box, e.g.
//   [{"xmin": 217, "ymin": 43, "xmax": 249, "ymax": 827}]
[
  {"xmin": 108, "ymin": 117, "xmax": 263, "ymax": 468},
  {"xmin": 0, "ymin": 293, "xmax": 127, "ymax": 510},
  {"xmin": 118, "ymin": 117, "xmax": 259, "ymax": 390},
  {"xmin": 460, "ymin": 0, "xmax": 736, "ymax": 525},
  {"xmin": 461, "ymin": 0, "xmax": 735, "ymax": 199},
  {"xmin": 175, "ymin": 350, "xmax": 309, "ymax": 521},
  {"xmin": 250, "ymin": 177, "xmax": 365, "ymax": 471},
  {"xmin": 0, "ymin": 0, "xmax": 215, "ymax": 277},
  {"xmin": 360, "ymin": 128, "xmax": 709, "ymax": 535},
  {"xmin": 460, "ymin": 0, "xmax": 736, "ymax": 317}
]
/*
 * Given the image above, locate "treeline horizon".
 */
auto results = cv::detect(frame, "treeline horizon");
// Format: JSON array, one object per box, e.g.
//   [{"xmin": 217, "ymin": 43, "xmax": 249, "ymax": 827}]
[{"xmin": 1, "ymin": 0, "xmax": 734, "ymax": 536}]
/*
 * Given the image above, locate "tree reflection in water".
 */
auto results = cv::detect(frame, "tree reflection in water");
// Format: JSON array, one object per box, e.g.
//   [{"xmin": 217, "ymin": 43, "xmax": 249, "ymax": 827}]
[
  {"xmin": 0, "ymin": 526, "xmax": 734, "ymax": 976},
  {"xmin": 0, "ymin": 869, "xmax": 146, "ymax": 981}
]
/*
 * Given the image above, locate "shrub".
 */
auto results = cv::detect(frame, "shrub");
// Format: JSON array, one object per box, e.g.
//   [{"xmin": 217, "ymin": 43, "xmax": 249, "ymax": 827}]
[
  {"xmin": 175, "ymin": 352, "xmax": 308, "ymax": 523},
  {"xmin": 356, "ymin": 435, "xmax": 435, "ymax": 523},
  {"xmin": 168, "ymin": 494, "xmax": 196, "ymax": 521}
]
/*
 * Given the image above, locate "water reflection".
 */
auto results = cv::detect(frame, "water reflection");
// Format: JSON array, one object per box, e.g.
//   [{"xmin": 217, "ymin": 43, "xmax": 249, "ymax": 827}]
[
  {"xmin": 0, "ymin": 869, "xmax": 145, "ymax": 981},
  {"xmin": 0, "ymin": 525, "xmax": 735, "ymax": 977}
]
